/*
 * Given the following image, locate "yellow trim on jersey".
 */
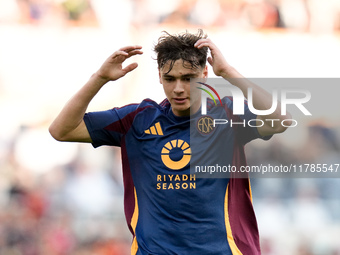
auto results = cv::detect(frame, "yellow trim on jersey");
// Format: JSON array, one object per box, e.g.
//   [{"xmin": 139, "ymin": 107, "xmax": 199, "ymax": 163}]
[
  {"xmin": 131, "ymin": 237, "xmax": 138, "ymax": 255},
  {"xmin": 224, "ymin": 185, "xmax": 243, "ymax": 255},
  {"xmin": 249, "ymin": 179, "xmax": 253, "ymax": 204},
  {"xmin": 130, "ymin": 188, "xmax": 139, "ymax": 255}
]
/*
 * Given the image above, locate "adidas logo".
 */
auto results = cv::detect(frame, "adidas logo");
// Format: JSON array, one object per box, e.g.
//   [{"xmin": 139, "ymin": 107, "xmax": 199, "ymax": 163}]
[{"xmin": 144, "ymin": 122, "xmax": 163, "ymax": 136}]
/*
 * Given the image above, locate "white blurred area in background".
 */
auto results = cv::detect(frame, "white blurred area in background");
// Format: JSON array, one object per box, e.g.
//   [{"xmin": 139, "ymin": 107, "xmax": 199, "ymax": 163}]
[{"xmin": 0, "ymin": 0, "xmax": 340, "ymax": 254}]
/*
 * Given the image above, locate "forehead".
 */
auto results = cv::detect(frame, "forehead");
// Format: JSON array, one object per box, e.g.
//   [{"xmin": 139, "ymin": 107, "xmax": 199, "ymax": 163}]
[{"xmin": 160, "ymin": 59, "xmax": 202, "ymax": 76}]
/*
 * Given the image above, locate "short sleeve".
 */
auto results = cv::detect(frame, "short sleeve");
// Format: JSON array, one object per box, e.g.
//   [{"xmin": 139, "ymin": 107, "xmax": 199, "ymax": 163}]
[{"xmin": 84, "ymin": 104, "xmax": 138, "ymax": 148}]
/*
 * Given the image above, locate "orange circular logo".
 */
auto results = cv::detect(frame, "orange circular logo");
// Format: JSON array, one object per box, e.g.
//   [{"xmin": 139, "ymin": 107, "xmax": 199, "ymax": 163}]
[{"xmin": 161, "ymin": 139, "xmax": 191, "ymax": 170}]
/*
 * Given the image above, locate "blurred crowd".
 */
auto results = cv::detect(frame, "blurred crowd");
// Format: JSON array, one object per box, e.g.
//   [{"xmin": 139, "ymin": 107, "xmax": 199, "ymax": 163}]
[
  {"xmin": 1, "ymin": 1, "xmax": 340, "ymax": 255},
  {"xmin": 0, "ymin": 131, "xmax": 131, "ymax": 254},
  {"xmin": 0, "ymin": 0, "xmax": 340, "ymax": 32},
  {"xmin": 248, "ymin": 123, "xmax": 340, "ymax": 255}
]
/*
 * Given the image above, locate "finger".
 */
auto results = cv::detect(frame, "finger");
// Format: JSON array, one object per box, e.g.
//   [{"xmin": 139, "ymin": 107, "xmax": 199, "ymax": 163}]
[
  {"xmin": 111, "ymin": 50, "xmax": 129, "ymax": 59},
  {"xmin": 194, "ymin": 39, "xmax": 211, "ymax": 49},
  {"xmin": 194, "ymin": 38, "xmax": 210, "ymax": 45},
  {"xmin": 122, "ymin": 62, "xmax": 138, "ymax": 74},
  {"xmin": 127, "ymin": 49, "xmax": 143, "ymax": 57},
  {"xmin": 110, "ymin": 49, "xmax": 142, "ymax": 63},
  {"xmin": 119, "ymin": 45, "xmax": 143, "ymax": 53}
]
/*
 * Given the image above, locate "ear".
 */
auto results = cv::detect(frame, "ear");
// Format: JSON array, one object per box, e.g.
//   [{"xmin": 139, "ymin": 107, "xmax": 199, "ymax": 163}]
[
  {"xmin": 203, "ymin": 65, "xmax": 208, "ymax": 78},
  {"xmin": 158, "ymin": 69, "xmax": 162, "ymax": 84}
]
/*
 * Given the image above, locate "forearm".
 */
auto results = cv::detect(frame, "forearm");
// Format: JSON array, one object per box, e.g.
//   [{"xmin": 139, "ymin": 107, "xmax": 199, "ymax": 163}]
[
  {"xmin": 49, "ymin": 45, "xmax": 142, "ymax": 142},
  {"xmin": 220, "ymin": 67, "xmax": 287, "ymax": 120},
  {"xmin": 194, "ymin": 38, "xmax": 290, "ymax": 135},
  {"xmin": 196, "ymin": 38, "xmax": 279, "ymax": 115},
  {"xmin": 220, "ymin": 66, "xmax": 291, "ymax": 135},
  {"xmin": 49, "ymin": 73, "xmax": 108, "ymax": 141}
]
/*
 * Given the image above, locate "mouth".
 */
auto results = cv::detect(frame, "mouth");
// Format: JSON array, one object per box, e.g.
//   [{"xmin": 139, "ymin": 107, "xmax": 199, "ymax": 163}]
[{"xmin": 173, "ymin": 98, "xmax": 188, "ymax": 104}]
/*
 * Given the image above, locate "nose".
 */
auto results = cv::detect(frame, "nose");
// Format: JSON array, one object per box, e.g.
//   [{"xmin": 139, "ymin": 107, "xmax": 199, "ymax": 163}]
[{"xmin": 173, "ymin": 80, "xmax": 185, "ymax": 94}]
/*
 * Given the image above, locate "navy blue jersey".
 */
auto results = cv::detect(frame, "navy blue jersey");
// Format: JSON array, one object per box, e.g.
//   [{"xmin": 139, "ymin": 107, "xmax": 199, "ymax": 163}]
[{"xmin": 84, "ymin": 97, "xmax": 269, "ymax": 255}]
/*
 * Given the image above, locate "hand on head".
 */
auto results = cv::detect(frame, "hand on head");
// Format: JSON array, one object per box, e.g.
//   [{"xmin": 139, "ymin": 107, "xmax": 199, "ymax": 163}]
[{"xmin": 194, "ymin": 39, "xmax": 231, "ymax": 78}]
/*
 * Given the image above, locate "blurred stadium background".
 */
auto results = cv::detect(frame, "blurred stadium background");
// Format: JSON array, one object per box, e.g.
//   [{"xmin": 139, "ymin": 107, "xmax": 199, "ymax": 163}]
[{"xmin": 1, "ymin": 0, "xmax": 340, "ymax": 254}]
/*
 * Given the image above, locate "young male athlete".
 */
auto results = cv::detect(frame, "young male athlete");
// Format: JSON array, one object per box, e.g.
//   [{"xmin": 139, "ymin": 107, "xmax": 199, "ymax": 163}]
[{"xmin": 49, "ymin": 30, "xmax": 290, "ymax": 254}]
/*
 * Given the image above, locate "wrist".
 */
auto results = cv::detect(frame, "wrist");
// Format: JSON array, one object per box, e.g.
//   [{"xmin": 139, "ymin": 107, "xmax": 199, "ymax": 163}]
[
  {"xmin": 219, "ymin": 66, "xmax": 242, "ymax": 79},
  {"xmin": 91, "ymin": 72, "xmax": 110, "ymax": 85}
]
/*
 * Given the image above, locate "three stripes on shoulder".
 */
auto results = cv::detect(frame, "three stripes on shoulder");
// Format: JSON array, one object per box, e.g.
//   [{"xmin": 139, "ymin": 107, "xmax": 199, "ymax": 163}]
[{"xmin": 145, "ymin": 122, "xmax": 163, "ymax": 136}]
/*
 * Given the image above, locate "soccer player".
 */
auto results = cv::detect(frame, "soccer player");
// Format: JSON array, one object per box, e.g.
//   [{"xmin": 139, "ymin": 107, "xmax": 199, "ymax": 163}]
[{"xmin": 49, "ymin": 30, "xmax": 290, "ymax": 254}]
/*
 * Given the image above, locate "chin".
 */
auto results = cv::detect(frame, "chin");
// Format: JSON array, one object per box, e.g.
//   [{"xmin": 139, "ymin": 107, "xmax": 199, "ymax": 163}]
[{"xmin": 173, "ymin": 106, "xmax": 191, "ymax": 116}]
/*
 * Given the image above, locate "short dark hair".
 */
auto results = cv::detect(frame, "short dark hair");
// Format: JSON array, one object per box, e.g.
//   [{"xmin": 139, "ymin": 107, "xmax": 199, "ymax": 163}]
[{"xmin": 154, "ymin": 29, "xmax": 208, "ymax": 73}]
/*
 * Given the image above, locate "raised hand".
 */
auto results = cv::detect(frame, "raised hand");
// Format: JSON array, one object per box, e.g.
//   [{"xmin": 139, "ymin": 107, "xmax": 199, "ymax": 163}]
[
  {"xmin": 96, "ymin": 45, "xmax": 143, "ymax": 82},
  {"xmin": 194, "ymin": 39, "xmax": 234, "ymax": 78}
]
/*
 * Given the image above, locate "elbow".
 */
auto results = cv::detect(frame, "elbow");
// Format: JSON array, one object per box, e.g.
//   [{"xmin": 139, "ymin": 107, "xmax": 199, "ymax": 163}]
[
  {"xmin": 258, "ymin": 112, "xmax": 292, "ymax": 136},
  {"xmin": 48, "ymin": 124, "xmax": 66, "ymax": 141},
  {"xmin": 276, "ymin": 122, "xmax": 290, "ymax": 133},
  {"xmin": 275, "ymin": 115, "xmax": 293, "ymax": 134},
  {"xmin": 274, "ymin": 110, "xmax": 293, "ymax": 133},
  {"xmin": 280, "ymin": 112, "xmax": 293, "ymax": 132}
]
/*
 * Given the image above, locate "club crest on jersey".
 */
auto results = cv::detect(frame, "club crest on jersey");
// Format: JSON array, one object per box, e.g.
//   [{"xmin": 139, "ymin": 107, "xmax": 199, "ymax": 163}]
[
  {"xmin": 161, "ymin": 139, "xmax": 191, "ymax": 170},
  {"xmin": 196, "ymin": 115, "xmax": 215, "ymax": 135}
]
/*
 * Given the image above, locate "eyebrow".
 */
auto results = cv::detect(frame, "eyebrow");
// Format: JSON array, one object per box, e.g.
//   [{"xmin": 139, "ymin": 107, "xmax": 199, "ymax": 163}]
[{"xmin": 162, "ymin": 73, "xmax": 199, "ymax": 78}]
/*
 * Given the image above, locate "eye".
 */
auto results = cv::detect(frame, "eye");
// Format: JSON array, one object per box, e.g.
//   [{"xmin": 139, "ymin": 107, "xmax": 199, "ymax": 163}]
[{"xmin": 164, "ymin": 77, "xmax": 174, "ymax": 82}]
